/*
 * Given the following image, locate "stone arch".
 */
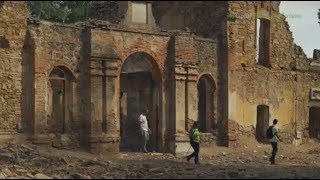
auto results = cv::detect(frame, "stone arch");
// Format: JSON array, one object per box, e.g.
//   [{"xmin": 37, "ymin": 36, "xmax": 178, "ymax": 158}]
[
  {"xmin": 47, "ymin": 64, "xmax": 76, "ymax": 81},
  {"xmin": 47, "ymin": 66, "xmax": 76, "ymax": 134},
  {"xmin": 196, "ymin": 73, "xmax": 216, "ymax": 90},
  {"xmin": 197, "ymin": 74, "xmax": 216, "ymax": 133},
  {"xmin": 119, "ymin": 52, "xmax": 163, "ymax": 152},
  {"xmin": 119, "ymin": 51, "xmax": 162, "ymax": 83}
]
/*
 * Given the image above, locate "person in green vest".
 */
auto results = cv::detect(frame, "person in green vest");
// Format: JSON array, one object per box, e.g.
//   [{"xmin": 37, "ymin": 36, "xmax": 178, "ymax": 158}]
[{"xmin": 186, "ymin": 121, "xmax": 201, "ymax": 164}]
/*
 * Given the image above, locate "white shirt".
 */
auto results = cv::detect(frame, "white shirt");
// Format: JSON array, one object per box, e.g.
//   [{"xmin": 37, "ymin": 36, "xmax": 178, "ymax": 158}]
[{"xmin": 139, "ymin": 114, "xmax": 149, "ymax": 131}]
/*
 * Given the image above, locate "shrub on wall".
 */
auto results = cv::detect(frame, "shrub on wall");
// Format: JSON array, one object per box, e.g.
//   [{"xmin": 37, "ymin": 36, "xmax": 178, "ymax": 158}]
[{"xmin": 27, "ymin": 1, "xmax": 92, "ymax": 23}]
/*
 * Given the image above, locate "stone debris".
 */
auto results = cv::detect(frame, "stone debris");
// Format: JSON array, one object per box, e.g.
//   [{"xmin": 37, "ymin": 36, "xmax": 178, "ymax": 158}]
[
  {"xmin": 1, "ymin": 168, "xmax": 12, "ymax": 177},
  {"xmin": 20, "ymin": 145, "xmax": 34, "ymax": 152},
  {"xmin": 0, "ymin": 173, "xmax": 6, "ymax": 179},
  {"xmin": 34, "ymin": 173, "xmax": 52, "ymax": 179},
  {"xmin": 0, "ymin": 138, "xmax": 317, "ymax": 179}
]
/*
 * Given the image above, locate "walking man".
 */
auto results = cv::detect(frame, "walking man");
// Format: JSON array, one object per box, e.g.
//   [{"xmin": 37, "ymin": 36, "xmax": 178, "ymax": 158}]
[
  {"xmin": 267, "ymin": 119, "xmax": 280, "ymax": 165},
  {"xmin": 186, "ymin": 121, "xmax": 201, "ymax": 164},
  {"xmin": 139, "ymin": 109, "xmax": 150, "ymax": 153}
]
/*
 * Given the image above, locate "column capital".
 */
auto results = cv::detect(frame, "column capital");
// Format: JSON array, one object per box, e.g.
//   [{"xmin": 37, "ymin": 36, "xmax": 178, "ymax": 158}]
[{"xmin": 90, "ymin": 56, "xmax": 120, "ymax": 77}]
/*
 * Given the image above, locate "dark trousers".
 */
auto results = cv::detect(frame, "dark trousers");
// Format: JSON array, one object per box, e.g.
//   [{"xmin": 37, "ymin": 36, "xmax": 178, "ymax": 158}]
[
  {"xmin": 270, "ymin": 142, "xmax": 278, "ymax": 164},
  {"xmin": 187, "ymin": 141, "xmax": 199, "ymax": 163}
]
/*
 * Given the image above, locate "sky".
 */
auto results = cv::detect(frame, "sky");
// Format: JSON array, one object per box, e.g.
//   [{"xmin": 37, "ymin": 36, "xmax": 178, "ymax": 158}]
[{"xmin": 279, "ymin": 1, "xmax": 320, "ymax": 58}]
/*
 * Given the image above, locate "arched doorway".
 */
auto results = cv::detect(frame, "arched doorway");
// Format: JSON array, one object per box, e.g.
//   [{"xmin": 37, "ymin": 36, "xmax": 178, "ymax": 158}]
[
  {"xmin": 197, "ymin": 74, "xmax": 216, "ymax": 133},
  {"xmin": 47, "ymin": 66, "xmax": 75, "ymax": 134},
  {"xmin": 256, "ymin": 105, "xmax": 269, "ymax": 143},
  {"xmin": 119, "ymin": 52, "xmax": 161, "ymax": 152},
  {"xmin": 309, "ymin": 106, "xmax": 320, "ymax": 139}
]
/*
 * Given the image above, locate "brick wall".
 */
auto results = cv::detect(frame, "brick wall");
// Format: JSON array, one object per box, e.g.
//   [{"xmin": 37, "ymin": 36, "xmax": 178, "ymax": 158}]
[{"xmin": 0, "ymin": 2, "xmax": 28, "ymax": 139}]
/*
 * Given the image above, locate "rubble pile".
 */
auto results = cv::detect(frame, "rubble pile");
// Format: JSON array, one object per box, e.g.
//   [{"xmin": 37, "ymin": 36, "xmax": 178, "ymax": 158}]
[{"xmin": 0, "ymin": 140, "xmax": 320, "ymax": 179}]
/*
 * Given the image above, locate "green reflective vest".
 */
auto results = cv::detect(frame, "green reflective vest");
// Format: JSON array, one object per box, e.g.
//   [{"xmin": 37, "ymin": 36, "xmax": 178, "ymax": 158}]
[{"xmin": 191, "ymin": 128, "xmax": 200, "ymax": 143}]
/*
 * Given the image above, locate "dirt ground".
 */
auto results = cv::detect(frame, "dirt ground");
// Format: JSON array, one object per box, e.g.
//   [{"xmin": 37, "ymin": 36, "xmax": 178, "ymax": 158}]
[{"xmin": 1, "ymin": 136, "xmax": 320, "ymax": 179}]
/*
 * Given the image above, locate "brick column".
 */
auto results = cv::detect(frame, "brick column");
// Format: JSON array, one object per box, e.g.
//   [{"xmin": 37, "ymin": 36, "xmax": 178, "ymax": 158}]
[
  {"xmin": 172, "ymin": 63, "xmax": 189, "ymax": 154},
  {"xmin": 171, "ymin": 63, "xmax": 199, "ymax": 154},
  {"xmin": 186, "ymin": 64, "xmax": 199, "ymax": 130},
  {"xmin": 33, "ymin": 73, "xmax": 51, "ymax": 143},
  {"xmin": 168, "ymin": 33, "xmax": 199, "ymax": 154},
  {"xmin": 102, "ymin": 58, "xmax": 120, "ymax": 151},
  {"xmin": 88, "ymin": 58, "xmax": 103, "ymax": 152},
  {"xmin": 89, "ymin": 57, "xmax": 120, "ymax": 153}
]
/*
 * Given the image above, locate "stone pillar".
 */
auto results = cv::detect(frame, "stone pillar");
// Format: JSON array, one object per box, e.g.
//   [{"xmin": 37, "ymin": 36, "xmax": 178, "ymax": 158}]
[
  {"xmin": 172, "ymin": 63, "xmax": 189, "ymax": 154},
  {"xmin": 172, "ymin": 63, "xmax": 199, "ymax": 154},
  {"xmin": 33, "ymin": 73, "xmax": 51, "ymax": 143},
  {"xmin": 186, "ymin": 64, "xmax": 199, "ymax": 130},
  {"xmin": 89, "ymin": 57, "xmax": 120, "ymax": 153},
  {"xmin": 103, "ymin": 58, "xmax": 120, "ymax": 151},
  {"xmin": 89, "ymin": 59, "xmax": 103, "ymax": 152},
  {"xmin": 169, "ymin": 33, "xmax": 198, "ymax": 154}
]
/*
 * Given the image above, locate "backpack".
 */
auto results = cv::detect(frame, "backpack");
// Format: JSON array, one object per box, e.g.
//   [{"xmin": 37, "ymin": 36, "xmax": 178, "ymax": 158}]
[
  {"xmin": 266, "ymin": 126, "xmax": 273, "ymax": 139},
  {"xmin": 189, "ymin": 129, "xmax": 194, "ymax": 142}
]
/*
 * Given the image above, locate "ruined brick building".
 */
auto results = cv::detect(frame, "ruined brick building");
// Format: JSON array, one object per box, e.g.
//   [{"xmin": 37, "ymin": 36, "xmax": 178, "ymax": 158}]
[{"xmin": 0, "ymin": 1, "xmax": 320, "ymax": 154}]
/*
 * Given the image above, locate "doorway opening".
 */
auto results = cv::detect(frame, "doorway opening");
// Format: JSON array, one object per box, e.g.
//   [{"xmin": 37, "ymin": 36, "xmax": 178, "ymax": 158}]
[
  {"xmin": 197, "ymin": 75, "xmax": 216, "ymax": 133},
  {"xmin": 256, "ymin": 105, "xmax": 269, "ymax": 143},
  {"xmin": 309, "ymin": 107, "xmax": 320, "ymax": 139},
  {"xmin": 119, "ymin": 52, "xmax": 161, "ymax": 152},
  {"xmin": 47, "ymin": 66, "xmax": 75, "ymax": 134}
]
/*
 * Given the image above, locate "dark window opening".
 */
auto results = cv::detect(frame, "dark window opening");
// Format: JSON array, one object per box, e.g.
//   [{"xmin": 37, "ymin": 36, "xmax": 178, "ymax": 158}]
[
  {"xmin": 255, "ymin": 18, "xmax": 270, "ymax": 68},
  {"xmin": 0, "ymin": 36, "xmax": 9, "ymax": 48}
]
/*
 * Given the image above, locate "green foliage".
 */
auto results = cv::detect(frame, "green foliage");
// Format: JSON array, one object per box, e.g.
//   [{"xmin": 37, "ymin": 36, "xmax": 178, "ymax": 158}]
[
  {"xmin": 27, "ymin": 1, "xmax": 91, "ymax": 23},
  {"xmin": 64, "ymin": 1, "xmax": 90, "ymax": 23}
]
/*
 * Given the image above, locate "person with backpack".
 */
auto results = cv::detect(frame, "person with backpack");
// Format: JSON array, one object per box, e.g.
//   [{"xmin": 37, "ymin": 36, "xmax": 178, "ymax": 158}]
[
  {"xmin": 266, "ymin": 119, "xmax": 280, "ymax": 165},
  {"xmin": 186, "ymin": 121, "xmax": 201, "ymax": 164}
]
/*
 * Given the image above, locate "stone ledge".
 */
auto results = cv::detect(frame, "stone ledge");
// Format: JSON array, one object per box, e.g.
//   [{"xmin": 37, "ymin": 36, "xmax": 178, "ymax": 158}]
[{"xmin": 0, "ymin": 131, "xmax": 16, "ymax": 143}]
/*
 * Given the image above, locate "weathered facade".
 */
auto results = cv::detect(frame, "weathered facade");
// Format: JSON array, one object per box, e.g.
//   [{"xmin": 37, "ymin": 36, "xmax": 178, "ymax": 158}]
[
  {"xmin": 0, "ymin": 1, "xmax": 319, "ymax": 154},
  {"xmin": 227, "ymin": 1, "xmax": 320, "ymax": 146}
]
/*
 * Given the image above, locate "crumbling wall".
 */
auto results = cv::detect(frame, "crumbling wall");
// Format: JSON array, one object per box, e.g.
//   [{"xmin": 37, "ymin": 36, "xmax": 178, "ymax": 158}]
[
  {"xmin": 27, "ymin": 20, "xmax": 84, "ymax": 146},
  {"xmin": 152, "ymin": 1, "xmax": 228, "ymax": 39},
  {"xmin": 295, "ymin": 72, "xmax": 320, "ymax": 143},
  {"xmin": 153, "ymin": 1, "xmax": 230, "ymax": 146},
  {"xmin": 88, "ymin": 1, "xmax": 156, "ymax": 29},
  {"xmin": 0, "ymin": 2, "xmax": 28, "ymax": 140},
  {"xmin": 313, "ymin": 49, "xmax": 320, "ymax": 62},
  {"xmin": 194, "ymin": 38, "xmax": 220, "ymax": 144},
  {"xmin": 227, "ymin": 1, "xmax": 320, "ymax": 144}
]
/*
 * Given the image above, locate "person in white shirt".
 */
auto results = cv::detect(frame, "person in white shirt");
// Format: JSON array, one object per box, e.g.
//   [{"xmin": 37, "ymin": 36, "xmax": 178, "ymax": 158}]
[{"xmin": 139, "ymin": 109, "xmax": 150, "ymax": 153}]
